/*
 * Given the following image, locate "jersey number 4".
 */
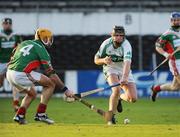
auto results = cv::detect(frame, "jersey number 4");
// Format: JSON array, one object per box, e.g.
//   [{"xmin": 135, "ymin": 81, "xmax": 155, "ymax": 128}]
[{"xmin": 20, "ymin": 45, "xmax": 34, "ymax": 56}]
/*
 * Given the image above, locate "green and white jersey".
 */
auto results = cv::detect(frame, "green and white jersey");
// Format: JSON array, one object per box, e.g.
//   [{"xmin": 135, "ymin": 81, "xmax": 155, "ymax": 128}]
[
  {"xmin": 95, "ymin": 37, "xmax": 132, "ymax": 73},
  {"xmin": 156, "ymin": 28, "xmax": 180, "ymax": 59},
  {"xmin": 0, "ymin": 30, "xmax": 22, "ymax": 63},
  {"xmin": 8, "ymin": 40, "xmax": 53, "ymax": 74}
]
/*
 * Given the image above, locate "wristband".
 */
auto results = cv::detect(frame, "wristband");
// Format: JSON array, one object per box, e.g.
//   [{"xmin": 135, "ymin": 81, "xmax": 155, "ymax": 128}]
[
  {"xmin": 61, "ymin": 86, "xmax": 68, "ymax": 93},
  {"xmin": 162, "ymin": 52, "xmax": 169, "ymax": 58}
]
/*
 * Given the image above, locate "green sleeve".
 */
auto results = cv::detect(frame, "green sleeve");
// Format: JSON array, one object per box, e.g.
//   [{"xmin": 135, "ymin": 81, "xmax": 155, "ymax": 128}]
[{"xmin": 35, "ymin": 44, "xmax": 54, "ymax": 74}]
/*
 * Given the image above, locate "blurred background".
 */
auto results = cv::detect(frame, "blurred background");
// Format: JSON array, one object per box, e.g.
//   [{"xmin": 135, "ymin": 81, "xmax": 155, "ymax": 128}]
[{"xmin": 0, "ymin": 0, "xmax": 180, "ymax": 98}]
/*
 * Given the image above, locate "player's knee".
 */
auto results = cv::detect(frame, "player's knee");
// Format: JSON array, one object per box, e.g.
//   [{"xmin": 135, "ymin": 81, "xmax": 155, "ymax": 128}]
[
  {"xmin": 111, "ymin": 89, "xmax": 120, "ymax": 96},
  {"xmin": 50, "ymin": 81, "xmax": 55, "ymax": 89},
  {"xmin": 171, "ymin": 85, "xmax": 179, "ymax": 91},
  {"xmin": 28, "ymin": 91, "xmax": 37, "ymax": 99},
  {"xmin": 46, "ymin": 80, "xmax": 55, "ymax": 90}
]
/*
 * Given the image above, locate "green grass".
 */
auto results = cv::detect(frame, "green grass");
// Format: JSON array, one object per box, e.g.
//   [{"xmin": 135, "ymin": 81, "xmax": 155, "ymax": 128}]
[{"xmin": 0, "ymin": 98, "xmax": 180, "ymax": 137}]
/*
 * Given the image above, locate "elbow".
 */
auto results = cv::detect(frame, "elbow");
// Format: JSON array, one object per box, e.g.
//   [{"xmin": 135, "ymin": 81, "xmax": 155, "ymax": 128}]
[
  {"xmin": 94, "ymin": 57, "xmax": 99, "ymax": 65},
  {"xmin": 94, "ymin": 59, "xmax": 98, "ymax": 65}
]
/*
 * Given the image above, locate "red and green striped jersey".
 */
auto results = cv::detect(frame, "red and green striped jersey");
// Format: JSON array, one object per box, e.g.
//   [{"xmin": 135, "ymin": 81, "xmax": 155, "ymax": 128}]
[
  {"xmin": 0, "ymin": 31, "xmax": 22, "ymax": 63},
  {"xmin": 156, "ymin": 28, "xmax": 180, "ymax": 59},
  {"xmin": 8, "ymin": 40, "xmax": 53, "ymax": 74}
]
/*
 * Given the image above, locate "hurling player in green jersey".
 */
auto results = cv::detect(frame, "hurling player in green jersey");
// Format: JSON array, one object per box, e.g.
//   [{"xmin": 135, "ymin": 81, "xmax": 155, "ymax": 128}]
[
  {"xmin": 6, "ymin": 28, "xmax": 74, "ymax": 124},
  {"xmin": 151, "ymin": 12, "xmax": 180, "ymax": 102},
  {"xmin": 94, "ymin": 26, "xmax": 137, "ymax": 125},
  {"xmin": 0, "ymin": 18, "xmax": 22, "ymax": 112}
]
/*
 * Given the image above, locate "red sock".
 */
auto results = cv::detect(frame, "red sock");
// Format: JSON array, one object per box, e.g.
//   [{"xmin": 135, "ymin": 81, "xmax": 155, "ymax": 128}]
[
  {"xmin": 17, "ymin": 107, "xmax": 26, "ymax": 115},
  {"xmin": 153, "ymin": 85, "xmax": 161, "ymax": 92},
  {"xmin": 13, "ymin": 100, "xmax": 19, "ymax": 106},
  {"xmin": 37, "ymin": 103, "xmax": 47, "ymax": 113}
]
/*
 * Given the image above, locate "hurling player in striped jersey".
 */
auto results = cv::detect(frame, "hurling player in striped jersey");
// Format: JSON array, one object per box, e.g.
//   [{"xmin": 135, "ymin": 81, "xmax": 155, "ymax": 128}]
[{"xmin": 151, "ymin": 12, "xmax": 180, "ymax": 101}]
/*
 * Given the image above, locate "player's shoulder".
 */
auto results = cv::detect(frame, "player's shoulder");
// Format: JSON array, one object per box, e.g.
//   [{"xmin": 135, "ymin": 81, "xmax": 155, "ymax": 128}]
[
  {"xmin": 0, "ymin": 31, "xmax": 19, "ymax": 37},
  {"xmin": 29, "ymin": 40, "xmax": 44, "ymax": 48},
  {"xmin": 0, "ymin": 30, "xmax": 5, "ymax": 37},
  {"xmin": 20, "ymin": 40, "xmax": 42, "ymax": 47},
  {"xmin": 122, "ymin": 39, "xmax": 131, "ymax": 47},
  {"xmin": 101, "ymin": 37, "xmax": 112, "ymax": 47},
  {"xmin": 161, "ymin": 28, "xmax": 174, "ymax": 37}
]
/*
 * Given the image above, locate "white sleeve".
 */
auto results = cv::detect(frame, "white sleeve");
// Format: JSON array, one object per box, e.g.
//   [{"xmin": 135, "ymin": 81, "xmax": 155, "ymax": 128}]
[
  {"xmin": 122, "ymin": 40, "xmax": 132, "ymax": 61},
  {"xmin": 173, "ymin": 39, "xmax": 180, "ymax": 48},
  {"xmin": 95, "ymin": 40, "xmax": 107, "ymax": 58}
]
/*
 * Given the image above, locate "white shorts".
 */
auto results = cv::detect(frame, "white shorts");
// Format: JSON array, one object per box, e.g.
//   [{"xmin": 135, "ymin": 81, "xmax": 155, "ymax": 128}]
[
  {"xmin": 0, "ymin": 63, "xmax": 7, "ymax": 75},
  {"xmin": 103, "ymin": 67, "xmax": 135, "ymax": 83},
  {"xmin": 169, "ymin": 59, "xmax": 180, "ymax": 75},
  {"xmin": 6, "ymin": 69, "xmax": 41, "ymax": 92}
]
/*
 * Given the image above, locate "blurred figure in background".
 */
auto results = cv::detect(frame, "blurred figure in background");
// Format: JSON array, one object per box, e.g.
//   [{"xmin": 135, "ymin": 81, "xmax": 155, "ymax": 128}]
[
  {"xmin": 94, "ymin": 26, "xmax": 137, "ymax": 125},
  {"xmin": 0, "ymin": 18, "xmax": 22, "ymax": 112},
  {"xmin": 6, "ymin": 28, "xmax": 74, "ymax": 124},
  {"xmin": 151, "ymin": 12, "xmax": 180, "ymax": 101}
]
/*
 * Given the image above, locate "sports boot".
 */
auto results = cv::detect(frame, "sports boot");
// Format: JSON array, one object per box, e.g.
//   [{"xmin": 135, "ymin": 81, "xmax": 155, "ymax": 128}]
[{"xmin": 34, "ymin": 113, "xmax": 54, "ymax": 124}]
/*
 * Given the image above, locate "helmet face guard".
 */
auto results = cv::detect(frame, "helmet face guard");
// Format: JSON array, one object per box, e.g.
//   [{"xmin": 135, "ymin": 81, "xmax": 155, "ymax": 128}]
[{"xmin": 35, "ymin": 28, "xmax": 53, "ymax": 47}]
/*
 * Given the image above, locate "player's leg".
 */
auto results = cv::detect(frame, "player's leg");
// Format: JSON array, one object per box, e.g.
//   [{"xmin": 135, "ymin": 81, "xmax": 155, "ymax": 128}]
[
  {"xmin": 14, "ymin": 87, "xmax": 36, "ymax": 124},
  {"xmin": 107, "ymin": 74, "xmax": 121, "ymax": 113},
  {"xmin": 120, "ymin": 82, "xmax": 138, "ymax": 103},
  {"xmin": 107, "ymin": 74, "xmax": 121, "ymax": 124},
  {"xmin": 0, "ymin": 63, "xmax": 20, "ymax": 112},
  {"xmin": 151, "ymin": 75, "xmax": 180, "ymax": 101},
  {"xmin": 117, "ymin": 73, "xmax": 137, "ymax": 112},
  {"xmin": 6, "ymin": 70, "xmax": 39, "ymax": 124},
  {"xmin": 33, "ymin": 73, "xmax": 55, "ymax": 124},
  {"xmin": 12, "ymin": 87, "xmax": 20, "ymax": 112}
]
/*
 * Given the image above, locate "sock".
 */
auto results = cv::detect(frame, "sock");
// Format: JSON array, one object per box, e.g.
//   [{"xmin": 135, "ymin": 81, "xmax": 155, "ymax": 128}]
[
  {"xmin": 17, "ymin": 107, "xmax": 26, "ymax": 116},
  {"xmin": 153, "ymin": 85, "xmax": 161, "ymax": 92},
  {"xmin": 13, "ymin": 100, "xmax": 20, "ymax": 106},
  {"xmin": 37, "ymin": 103, "xmax": 47, "ymax": 113}
]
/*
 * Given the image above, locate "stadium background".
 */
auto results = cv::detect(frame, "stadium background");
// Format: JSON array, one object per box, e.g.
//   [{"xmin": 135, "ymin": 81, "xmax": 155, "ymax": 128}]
[{"xmin": 0, "ymin": 0, "xmax": 180, "ymax": 98}]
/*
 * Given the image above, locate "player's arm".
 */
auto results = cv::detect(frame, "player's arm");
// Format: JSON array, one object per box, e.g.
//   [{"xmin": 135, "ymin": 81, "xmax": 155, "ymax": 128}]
[
  {"xmin": 94, "ymin": 55, "xmax": 112, "ymax": 65},
  {"xmin": 122, "ymin": 61, "xmax": 131, "ymax": 82},
  {"xmin": 94, "ymin": 41, "xmax": 112, "ymax": 65},
  {"xmin": 37, "ymin": 47, "xmax": 74, "ymax": 97},
  {"xmin": 156, "ymin": 46, "xmax": 169, "ymax": 58},
  {"xmin": 44, "ymin": 64, "xmax": 74, "ymax": 97},
  {"xmin": 48, "ymin": 73, "xmax": 73, "ymax": 97},
  {"xmin": 155, "ymin": 36, "xmax": 169, "ymax": 58},
  {"xmin": 121, "ymin": 42, "xmax": 132, "ymax": 84}
]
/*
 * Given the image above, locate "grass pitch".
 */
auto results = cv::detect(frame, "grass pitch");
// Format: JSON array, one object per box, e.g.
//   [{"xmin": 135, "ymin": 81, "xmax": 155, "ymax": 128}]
[{"xmin": 0, "ymin": 98, "xmax": 180, "ymax": 137}]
